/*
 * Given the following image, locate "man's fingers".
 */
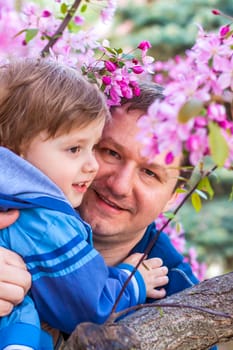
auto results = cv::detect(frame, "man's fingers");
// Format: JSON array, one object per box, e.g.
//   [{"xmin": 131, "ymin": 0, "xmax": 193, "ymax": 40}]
[
  {"xmin": 0, "ymin": 263, "xmax": 31, "ymax": 294},
  {"xmin": 0, "ymin": 299, "xmax": 14, "ymax": 317},
  {"xmin": 0, "ymin": 281, "xmax": 26, "ymax": 305},
  {"xmin": 0, "ymin": 210, "xmax": 19, "ymax": 229},
  {"xmin": 0, "ymin": 247, "xmax": 27, "ymax": 270}
]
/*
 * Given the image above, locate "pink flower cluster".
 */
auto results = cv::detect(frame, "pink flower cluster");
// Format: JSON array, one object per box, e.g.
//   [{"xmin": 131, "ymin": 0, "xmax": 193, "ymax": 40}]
[{"xmin": 138, "ymin": 24, "xmax": 233, "ymax": 169}]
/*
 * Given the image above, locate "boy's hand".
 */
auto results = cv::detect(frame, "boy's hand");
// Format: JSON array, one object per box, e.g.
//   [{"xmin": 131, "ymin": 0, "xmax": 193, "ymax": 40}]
[{"xmin": 123, "ymin": 253, "xmax": 169, "ymax": 300}]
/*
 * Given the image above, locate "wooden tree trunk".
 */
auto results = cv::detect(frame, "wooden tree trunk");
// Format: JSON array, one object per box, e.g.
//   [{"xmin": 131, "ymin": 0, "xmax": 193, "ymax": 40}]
[{"xmin": 63, "ymin": 272, "xmax": 233, "ymax": 350}]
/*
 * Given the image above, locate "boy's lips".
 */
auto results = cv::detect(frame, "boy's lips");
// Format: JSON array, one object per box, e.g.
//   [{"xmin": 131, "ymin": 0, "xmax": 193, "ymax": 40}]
[{"xmin": 72, "ymin": 182, "xmax": 89, "ymax": 193}]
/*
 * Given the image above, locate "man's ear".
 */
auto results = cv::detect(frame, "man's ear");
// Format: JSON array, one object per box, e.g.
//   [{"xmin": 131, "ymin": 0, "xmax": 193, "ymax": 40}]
[{"xmin": 162, "ymin": 191, "xmax": 180, "ymax": 212}]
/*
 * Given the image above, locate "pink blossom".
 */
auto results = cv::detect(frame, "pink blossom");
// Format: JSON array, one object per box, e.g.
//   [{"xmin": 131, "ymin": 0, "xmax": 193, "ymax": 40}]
[
  {"xmin": 74, "ymin": 16, "xmax": 85, "ymax": 26},
  {"xmin": 105, "ymin": 60, "xmax": 117, "ymax": 72},
  {"xmin": 137, "ymin": 40, "xmax": 152, "ymax": 51},
  {"xmin": 102, "ymin": 75, "xmax": 112, "ymax": 85},
  {"xmin": 219, "ymin": 25, "xmax": 230, "ymax": 37},
  {"xmin": 132, "ymin": 65, "xmax": 144, "ymax": 74},
  {"xmin": 42, "ymin": 10, "xmax": 51, "ymax": 18},
  {"xmin": 212, "ymin": 9, "xmax": 220, "ymax": 15},
  {"xmin": 165, "ymin": 152, "xmax": 174, "ymax": 164}
]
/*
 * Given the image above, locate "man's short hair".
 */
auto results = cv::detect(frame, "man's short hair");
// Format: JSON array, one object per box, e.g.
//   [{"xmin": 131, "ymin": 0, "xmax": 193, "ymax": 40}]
[{"xmin": 112, "ymin": 82, "xmax": 165, "ymax": 113}]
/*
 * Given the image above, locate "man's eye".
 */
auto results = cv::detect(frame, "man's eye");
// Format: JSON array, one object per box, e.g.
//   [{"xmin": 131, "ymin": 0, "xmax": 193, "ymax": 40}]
[
  {"xmin": 106, "ymin": 149, "xmax": 119, "ymax": 158},
  {"xmin": 144, "ymin": 168, "xmax": 161, "ymax": 180},
  {"xmin": 69, "ymin": 146, "xmax": 81, "ymax": 154}
]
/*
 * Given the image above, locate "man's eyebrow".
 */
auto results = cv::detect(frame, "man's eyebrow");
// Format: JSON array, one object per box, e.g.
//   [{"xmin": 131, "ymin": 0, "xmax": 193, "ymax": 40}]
[{"xmin": 100, "ymin": 137, "xmax": 124, "ymax": 151}]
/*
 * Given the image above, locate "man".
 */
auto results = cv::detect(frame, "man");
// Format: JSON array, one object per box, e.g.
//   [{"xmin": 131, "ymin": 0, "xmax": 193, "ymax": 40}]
[{"xmin": 0, "ymin": 83, "xmax": 197, "ymax": 314}]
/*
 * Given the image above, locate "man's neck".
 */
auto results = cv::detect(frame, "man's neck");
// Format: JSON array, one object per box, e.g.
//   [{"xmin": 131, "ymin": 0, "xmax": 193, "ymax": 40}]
[{"xmin": 94, "ymin": 234, "xmax": 144, "ymax": 266}]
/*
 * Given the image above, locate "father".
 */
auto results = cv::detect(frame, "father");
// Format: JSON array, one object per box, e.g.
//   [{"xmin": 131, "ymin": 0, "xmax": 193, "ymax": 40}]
[{"xmin": 0, "ymin": 83, "xmax": 198, "ymax": 314}]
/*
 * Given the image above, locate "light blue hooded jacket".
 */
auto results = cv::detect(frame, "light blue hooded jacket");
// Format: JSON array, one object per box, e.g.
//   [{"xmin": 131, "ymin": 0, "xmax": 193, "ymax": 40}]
[{"xmin": 0, "ymin": 147, "xmax": 146, "ymax": 350}]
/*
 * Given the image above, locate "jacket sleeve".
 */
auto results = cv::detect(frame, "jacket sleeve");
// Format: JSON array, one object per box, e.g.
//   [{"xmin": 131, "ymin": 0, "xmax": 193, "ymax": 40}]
[
  {"xmin": 0, "ymin": 295, "xmax": 53, "ymax": 350},
  {"xmin": 0, "ymin": 209, "xmax": 146, "ymax": 335}
]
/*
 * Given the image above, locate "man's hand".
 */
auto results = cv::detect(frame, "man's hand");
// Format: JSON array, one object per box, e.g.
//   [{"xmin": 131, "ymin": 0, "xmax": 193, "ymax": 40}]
[
  {"xmin": 0, "ymin": 209, "xmax": 19, "ymax": 228},
  {"xmin": 0, "ymin": 211, "xmax": 31, "ymax": 316}
]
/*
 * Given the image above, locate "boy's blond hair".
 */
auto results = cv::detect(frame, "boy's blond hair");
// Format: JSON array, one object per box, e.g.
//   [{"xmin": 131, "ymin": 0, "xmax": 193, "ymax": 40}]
[{"xmin": 0, "ymin": 58, "xmax": 110, "ymax": 155}]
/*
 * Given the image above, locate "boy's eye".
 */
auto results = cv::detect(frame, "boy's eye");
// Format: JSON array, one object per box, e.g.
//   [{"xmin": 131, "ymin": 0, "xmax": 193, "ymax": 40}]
[{"xmin": 69, "ymin": 146, "xmax": 81, "ymax": 154}]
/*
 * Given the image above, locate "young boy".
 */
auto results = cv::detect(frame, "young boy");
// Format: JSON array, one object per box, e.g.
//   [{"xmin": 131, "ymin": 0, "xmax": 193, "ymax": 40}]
[{"xmin": 0, "ymin": 58, "xmax": 168, "ymax": 349}]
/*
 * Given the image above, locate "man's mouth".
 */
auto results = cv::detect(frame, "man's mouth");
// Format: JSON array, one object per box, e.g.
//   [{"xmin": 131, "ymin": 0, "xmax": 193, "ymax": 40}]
[{"xmin": 94, "ymin": 190, "xmax": 132, "ymax": 213}]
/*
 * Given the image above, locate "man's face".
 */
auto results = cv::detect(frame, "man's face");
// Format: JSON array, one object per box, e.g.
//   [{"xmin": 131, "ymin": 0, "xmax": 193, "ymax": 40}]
[{"xmin": 79, "ymin": 106, "xmax": 181, "ymax": 244}]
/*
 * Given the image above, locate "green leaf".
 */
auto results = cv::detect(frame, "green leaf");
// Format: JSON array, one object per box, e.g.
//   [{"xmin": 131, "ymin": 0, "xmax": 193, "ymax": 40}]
[
  {"xmin": 229, "ymin": 186, "xmax": 233, "ymax": 201},
  {"xmin": 25, "ymin": 29, "xmax": 38, "ymax": 43},
  {"xmin": 178, "ymin": 98, "xmax": 204, "ymax": 123},
  {"xmin": 191, "ymin": 192, "xmax": 202, "ymax": 212},
  {"xmin": 80, "ymin": 4, "xmax": 87, "ymax": 13},
  {"xmin": 208, "ymin": 122, "xmax": 229, "ymax": 167},
  {"xmin": 197, "ymin": 177, "xmax": 214, "ymax": 200},
  {"xmin": 175, "ymin": 188, "xmax": 188, "ymax": 194},
  {"xmin": 163, "ymin": 211, "xmax": 175, "ymax": 219},
  {"xmin": 115, "ymin": 48, "xmax": 123, "ymax": 54},
  {"xmin": 105, "ymin": 47, "xmax": 117, "ymax": 55},
  {"xmin": 60, "ymin": 3, "xmax": 68, "ymax": 14}
]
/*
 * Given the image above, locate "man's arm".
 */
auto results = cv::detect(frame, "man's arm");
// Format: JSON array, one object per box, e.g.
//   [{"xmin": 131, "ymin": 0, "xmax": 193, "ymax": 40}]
[{"xmin": 0, "ymin": 211, "xmax": 31, "ymax": 316}]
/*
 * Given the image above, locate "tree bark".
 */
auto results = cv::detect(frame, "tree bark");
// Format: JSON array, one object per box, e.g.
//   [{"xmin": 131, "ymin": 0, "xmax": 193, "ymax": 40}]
[{"xmin": 63, "ymin": 272, "xmax": 233, "ymax": 350}]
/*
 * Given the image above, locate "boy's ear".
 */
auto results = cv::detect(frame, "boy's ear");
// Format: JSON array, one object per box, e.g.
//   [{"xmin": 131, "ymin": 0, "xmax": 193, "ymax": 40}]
[{"xmin": 162, "ymin": 191, "xmax": 180, "ymax": 212}]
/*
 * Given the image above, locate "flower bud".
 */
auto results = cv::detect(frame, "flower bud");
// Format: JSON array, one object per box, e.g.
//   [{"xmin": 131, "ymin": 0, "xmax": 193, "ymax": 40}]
[
  {"xmin": 137, "ymin": 41, "xmax": 152, "ymax": 51},
  {"xmin": 105, "ymin": 61, "xmax": 117, "ymax": 72},
  {"xmin": 102, "ymin": 76, "xmax": 112, "ymax": 85}
]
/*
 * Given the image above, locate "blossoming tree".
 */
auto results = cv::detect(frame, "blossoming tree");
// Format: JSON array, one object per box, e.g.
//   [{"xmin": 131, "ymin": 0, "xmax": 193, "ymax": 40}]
[{"xmin": 0, "ymin": 1, "xmax": 233, "ymax": 348}]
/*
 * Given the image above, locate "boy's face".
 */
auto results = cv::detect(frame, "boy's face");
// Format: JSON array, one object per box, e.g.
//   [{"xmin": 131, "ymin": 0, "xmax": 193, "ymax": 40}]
[
  {"xmin": 79, "ymin": 107, "xmax": 181, "ymax": 244},
  {"xmin": 22, "ymin": 118, "xmax": 105, "ymax": 208}
]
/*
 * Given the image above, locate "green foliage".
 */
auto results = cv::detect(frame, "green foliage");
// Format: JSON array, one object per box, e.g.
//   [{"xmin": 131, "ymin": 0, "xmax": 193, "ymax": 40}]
[
  {"xmin": 208, "ymin": 122, "xmax": 230, "ymax": 167},
  {"xmin": 179, "ymin": 166, "xmax": 233, "ymax": 271},
  {"xmin": 178, "ymin": 99, "xmax": 204, "ymax": 123},
  {"xmin": 111, "ymin": 0, "xmax": 233, "ymax": 59}
]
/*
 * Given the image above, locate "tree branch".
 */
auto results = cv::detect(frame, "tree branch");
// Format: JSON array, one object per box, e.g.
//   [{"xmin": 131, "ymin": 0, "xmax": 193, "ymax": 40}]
[
  {"xmin": 63, "ymin": 272, "xmax": 233, "ymax": 350},
  {"xmin": 41, "ymin": 0, "xmax": 82, "ymax": 57}
]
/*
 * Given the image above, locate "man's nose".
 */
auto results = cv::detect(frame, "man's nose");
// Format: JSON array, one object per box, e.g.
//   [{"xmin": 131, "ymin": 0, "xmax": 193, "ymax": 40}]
[{"xmin": 107, "ymin": 165, "xmax": 134, "ymax": 197}]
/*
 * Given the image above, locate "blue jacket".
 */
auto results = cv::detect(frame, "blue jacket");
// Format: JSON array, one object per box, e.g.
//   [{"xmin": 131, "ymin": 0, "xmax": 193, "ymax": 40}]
[{"xmin": 0, "ymin": 147, "xmax": 146, "ymax": 350}]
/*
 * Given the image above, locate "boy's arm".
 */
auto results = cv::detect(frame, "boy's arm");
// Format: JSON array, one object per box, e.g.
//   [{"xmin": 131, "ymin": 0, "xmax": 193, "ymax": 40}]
[
  {"xmin": 1, "ymin": 209, "xmax": 147, "ymax": 335},
  {"xmin": 0, "ymin": 295, "xmax": 53, "ymax": 350}
]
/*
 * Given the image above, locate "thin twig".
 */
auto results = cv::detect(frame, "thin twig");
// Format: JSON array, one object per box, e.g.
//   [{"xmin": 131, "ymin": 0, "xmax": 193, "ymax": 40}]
[
  {"xmin": 41, "ymin": 0, "xmax": 82, "ymax": 57},
  {"xmin": 109, "ymin": 165, "xmax": 218, "ymax": 316},
  {"xmin": 107, "ymin": 301, "xmax": 232, "ymax": 324}
]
